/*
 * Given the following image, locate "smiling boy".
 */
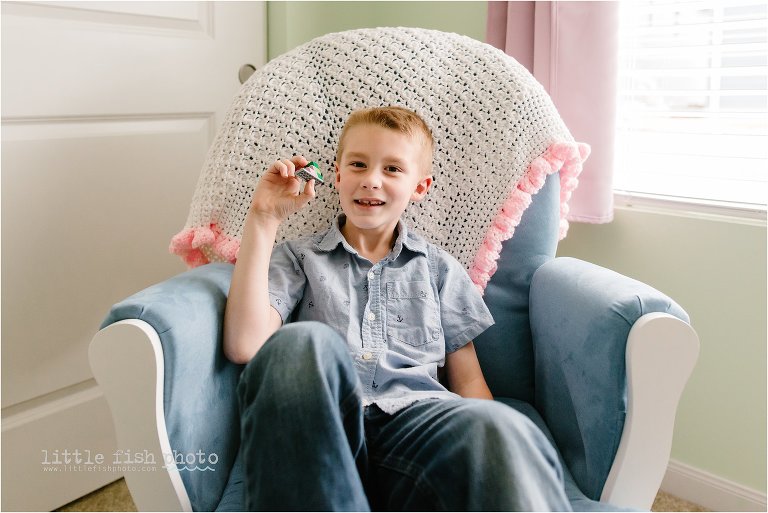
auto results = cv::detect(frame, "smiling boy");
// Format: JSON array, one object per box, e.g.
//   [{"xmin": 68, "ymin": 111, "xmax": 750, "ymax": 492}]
[{"xmin": 225, "ymin": 107, "xmax": 570, "ymax": 511}]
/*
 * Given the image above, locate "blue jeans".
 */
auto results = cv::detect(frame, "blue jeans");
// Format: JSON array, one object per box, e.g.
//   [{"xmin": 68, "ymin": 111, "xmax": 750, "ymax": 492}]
[{"xmin": 237, "ymin": 321, "xmax": 572, "ymax": 511}]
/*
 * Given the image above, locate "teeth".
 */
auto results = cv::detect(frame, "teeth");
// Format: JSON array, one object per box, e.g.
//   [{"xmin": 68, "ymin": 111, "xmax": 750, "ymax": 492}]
[{"xmin": 358, "ymin": 200, "xmax": 384, "ymax": 205}]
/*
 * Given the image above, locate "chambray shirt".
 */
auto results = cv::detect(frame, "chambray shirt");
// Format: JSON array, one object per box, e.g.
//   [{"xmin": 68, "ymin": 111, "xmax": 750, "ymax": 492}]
[{"xmin": 267, "ymin": 214, "xmax": 495, "ymax": 414}]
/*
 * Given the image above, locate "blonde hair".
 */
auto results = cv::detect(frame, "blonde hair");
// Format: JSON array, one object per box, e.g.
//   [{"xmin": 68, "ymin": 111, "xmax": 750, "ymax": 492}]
[{"xmin": 336, "ymin": 106, "xmax": 434, "ymax": 175}]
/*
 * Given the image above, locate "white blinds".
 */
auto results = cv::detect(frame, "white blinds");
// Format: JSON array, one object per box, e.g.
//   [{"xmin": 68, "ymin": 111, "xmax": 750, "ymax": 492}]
[{"xmin": 615, "ymin": 0, "xmax": 767, "ymax": 209}]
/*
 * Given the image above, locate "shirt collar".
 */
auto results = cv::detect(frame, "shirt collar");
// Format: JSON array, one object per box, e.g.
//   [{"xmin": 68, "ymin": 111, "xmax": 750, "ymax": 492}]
[{"xmin": 315, "ymin": 214, "xmax": 428, "ymax": 259}]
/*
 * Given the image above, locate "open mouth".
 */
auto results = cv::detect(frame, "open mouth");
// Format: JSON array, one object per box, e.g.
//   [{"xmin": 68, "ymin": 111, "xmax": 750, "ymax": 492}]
[{"xmin": 354, "ymin": 199, "xmax": 386, "ymax": 207}]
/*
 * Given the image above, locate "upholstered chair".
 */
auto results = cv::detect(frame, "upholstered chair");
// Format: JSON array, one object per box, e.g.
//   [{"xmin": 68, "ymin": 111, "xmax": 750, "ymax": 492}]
[{"xmin": 90, "ymin": 27, "xmax": 699, "ymax": 512}]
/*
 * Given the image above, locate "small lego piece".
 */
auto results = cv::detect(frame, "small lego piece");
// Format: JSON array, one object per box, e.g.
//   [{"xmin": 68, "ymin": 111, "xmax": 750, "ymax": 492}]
[{"xmin": 295, "ymin": 161, "xmax": 324, "ymax": 185}]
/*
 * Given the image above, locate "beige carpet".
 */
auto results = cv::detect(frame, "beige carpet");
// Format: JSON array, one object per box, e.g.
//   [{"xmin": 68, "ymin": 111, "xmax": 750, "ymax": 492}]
[
  {"xmin": 56, "ymin": 479, "xmax": 135, "ymax": 512},
  {"xmin": 652, "ymin": 492, "xmax": 711, "ymax": 512},
  {"xmin": 56, "ymin": 478, "xmax": 709, "ymax": 512}
]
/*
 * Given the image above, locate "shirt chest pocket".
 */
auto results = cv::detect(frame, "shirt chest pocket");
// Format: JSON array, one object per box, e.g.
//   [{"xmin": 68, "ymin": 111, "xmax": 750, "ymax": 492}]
[{"xmin": 386, "ymin": 280, "xmax": 442, "ymax": 347}]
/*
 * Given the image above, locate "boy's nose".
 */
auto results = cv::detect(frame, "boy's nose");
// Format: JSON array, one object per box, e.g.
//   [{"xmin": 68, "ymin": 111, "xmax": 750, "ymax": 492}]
[{"xmin": 361, "ymin": 171, "xmax": 382, "ymax": 189}]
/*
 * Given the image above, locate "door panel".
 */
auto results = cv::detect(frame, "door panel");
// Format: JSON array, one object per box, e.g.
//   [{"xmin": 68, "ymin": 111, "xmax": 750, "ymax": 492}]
[
  {"xmin": 2, "ymin": 114, "xmax": 211, "ymax": 404},
  {"xmin": 1, "ymin": 2, "xmax": 265, "ymax": 509}
]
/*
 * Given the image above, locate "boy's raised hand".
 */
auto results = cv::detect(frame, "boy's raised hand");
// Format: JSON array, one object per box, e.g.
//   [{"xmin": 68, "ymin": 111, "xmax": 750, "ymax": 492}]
[{"xmin": 250, "ymin": 155, "xmax": 317, "ymax": 223}]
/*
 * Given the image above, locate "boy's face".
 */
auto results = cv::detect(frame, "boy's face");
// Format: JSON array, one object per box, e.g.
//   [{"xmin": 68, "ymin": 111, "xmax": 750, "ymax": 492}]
[{"xmin": 334, "ymin": 123, "xmax": 433, "ymax": 236}]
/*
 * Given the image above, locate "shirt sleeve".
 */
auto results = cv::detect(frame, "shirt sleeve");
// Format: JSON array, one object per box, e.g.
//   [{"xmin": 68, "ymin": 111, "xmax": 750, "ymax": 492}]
[
  {"xmin": 267, "ymin": 241, "xmax": 306, "ymax": 324},
  {"xmin": 435, "ymin": 248, "xmax": 495, "ymax": 353}
]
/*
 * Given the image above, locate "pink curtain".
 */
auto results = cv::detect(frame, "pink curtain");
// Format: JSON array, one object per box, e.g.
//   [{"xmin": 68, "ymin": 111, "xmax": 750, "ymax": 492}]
[{"xmin": 487, "ymin": 1, "xmax": 617, "ymax": 223}]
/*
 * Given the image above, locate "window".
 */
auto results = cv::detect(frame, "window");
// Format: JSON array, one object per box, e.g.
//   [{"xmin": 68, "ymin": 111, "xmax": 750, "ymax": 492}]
[{"xmin": 615, "ymin": 0, "xmax": 767, "ymax": 213}]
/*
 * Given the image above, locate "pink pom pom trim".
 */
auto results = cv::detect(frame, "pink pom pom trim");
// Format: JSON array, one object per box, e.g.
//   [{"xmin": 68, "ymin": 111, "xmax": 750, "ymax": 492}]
[
  {"xmin": 468, "ymin": 141, "xmax": 590, "ymax": 294},
  {"xmin": 169, "ymin": 223, "xmax": 242, "ymax": 268}
]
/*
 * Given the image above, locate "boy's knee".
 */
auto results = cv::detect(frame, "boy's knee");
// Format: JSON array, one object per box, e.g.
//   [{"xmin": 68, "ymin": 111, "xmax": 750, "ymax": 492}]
[
  {"xmin": 239, "ymin": 321, "xmax": 354, "ymax": 400},
  {"xmin": 454, "ymin": 399, "xmax": 521, "ymax": 429},
  {"xmin": 262, "ymin": 321, "xmax": 347, "ymax": 360},
  {"xmin": 441, "ymin": 401, "xmax": 569, "ymax": 511},
  {"xmin": 453, "ymin": 400, "xmax": 557, "ymax": 463}
]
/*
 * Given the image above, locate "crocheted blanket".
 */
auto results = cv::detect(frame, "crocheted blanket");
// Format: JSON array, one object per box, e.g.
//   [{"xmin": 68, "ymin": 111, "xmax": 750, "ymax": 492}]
[{"xmin": 170, "ymin": 27, "xmax": 589, "ymax": 292}]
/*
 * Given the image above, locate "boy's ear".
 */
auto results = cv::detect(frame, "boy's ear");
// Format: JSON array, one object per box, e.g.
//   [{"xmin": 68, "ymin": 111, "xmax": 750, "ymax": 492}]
[
  {"xmin": 334, "ymin": 162, "xmax": 340, "ymax": 185},
  {"xmin": 411, "ymin": 175, "xmax": 433, "ymax": 202}
]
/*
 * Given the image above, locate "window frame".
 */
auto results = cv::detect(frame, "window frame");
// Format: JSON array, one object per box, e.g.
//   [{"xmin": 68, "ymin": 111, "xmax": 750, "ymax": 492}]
[{"xmin": 612, "ymin": 0, "xmax": 767, "ymax": 223}]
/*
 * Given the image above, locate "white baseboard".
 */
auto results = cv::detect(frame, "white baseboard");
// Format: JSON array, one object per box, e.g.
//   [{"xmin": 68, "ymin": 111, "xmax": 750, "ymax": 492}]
[{"xmin": 662, "ymin": 459, "xmax": 767, "ymax": 512}]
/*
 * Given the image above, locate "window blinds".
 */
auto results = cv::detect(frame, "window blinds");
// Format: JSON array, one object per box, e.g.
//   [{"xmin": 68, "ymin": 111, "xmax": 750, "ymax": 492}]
[{"xmin": 615, "ymin": 0, "xmax": 767, "ymax": 209}]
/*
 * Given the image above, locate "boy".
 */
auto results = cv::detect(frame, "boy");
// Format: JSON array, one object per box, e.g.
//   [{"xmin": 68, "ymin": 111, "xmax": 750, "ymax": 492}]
[{"xmin": 225, "ymin": 107, "xmax": 570, "ymax": 511}]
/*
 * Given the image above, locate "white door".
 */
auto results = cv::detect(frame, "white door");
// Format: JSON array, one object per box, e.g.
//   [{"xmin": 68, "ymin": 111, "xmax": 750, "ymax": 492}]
[{"xmin": 1, "ymin": 2, "xmax": 266, "ymax": 510}]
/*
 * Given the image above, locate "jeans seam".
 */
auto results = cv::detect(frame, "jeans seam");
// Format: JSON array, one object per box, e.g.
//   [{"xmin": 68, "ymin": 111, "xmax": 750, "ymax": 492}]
[
  {"xmin": 339, "ymin": 384, "xmax": 363, "ymax": 417},
  {"xmin": 373, "ymin": 455, "xmax": 448, "ymax": 511}
]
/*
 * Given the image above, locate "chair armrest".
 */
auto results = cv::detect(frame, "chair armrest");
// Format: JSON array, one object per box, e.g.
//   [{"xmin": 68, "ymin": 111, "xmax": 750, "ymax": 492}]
[
  {"xmin": 90, "ymin": 319, "xmax": 192, "ymax": 511},
  {"xmin": 602, "ymin": 312, "xmax": 698, "ymax": 509},
  {"xmin": 94, "ymin": 263, "xmax": 242, "ymax": 513},
  {"xmin": 529, "ymin": 257, "xmax": 696, "ymax": 507}
]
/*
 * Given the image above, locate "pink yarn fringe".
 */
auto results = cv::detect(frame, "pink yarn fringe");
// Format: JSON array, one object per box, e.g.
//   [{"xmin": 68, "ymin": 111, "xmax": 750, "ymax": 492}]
[
  {"xmin": 171, "ymin": 141, "xmax": 590, "ymax": 283},
  {"xmin": 169, "ymin": 223, "xmax": 241, "ymax": 269},
  {"xmin": 468, "ymin": 141, "xmax": 590, "ymax": 294}
]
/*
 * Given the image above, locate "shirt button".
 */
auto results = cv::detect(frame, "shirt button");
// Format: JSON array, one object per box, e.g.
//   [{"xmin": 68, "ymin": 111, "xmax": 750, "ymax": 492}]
[
  {"xmin": 367, "ymin": 312, "xmax": 376, "ymax": 321},
  {"xmin": 362, "ymin": 352, "xmax": 373, "ymax": 360},
  {"xmin": 368, "ymin": 271, "xmax": 375, "ymax": 280}
]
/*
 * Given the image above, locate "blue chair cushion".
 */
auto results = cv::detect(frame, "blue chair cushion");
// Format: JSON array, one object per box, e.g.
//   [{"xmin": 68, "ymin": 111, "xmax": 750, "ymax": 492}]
[{"xmin": 474, "ymin": 171, "xmax": 561, "ymax": 403}]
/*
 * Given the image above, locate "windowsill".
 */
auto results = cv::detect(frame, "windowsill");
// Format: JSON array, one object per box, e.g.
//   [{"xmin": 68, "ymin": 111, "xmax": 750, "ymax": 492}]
[{"xmin": 613, "ymin": 191, "xmax": 767, "ymax": 227}]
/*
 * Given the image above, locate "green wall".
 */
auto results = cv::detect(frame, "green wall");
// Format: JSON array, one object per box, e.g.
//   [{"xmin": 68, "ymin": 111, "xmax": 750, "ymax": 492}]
[
  {"xmin": 267, "ymin": 1, "xmax": 487, "ymax": 60},
  {"xmin": 558, "ymin": 209, "xmax": 767, "ymax": 493},
  {"xmin": 264, "ymin": 0, "xmax": 767, "ymax": 496}
]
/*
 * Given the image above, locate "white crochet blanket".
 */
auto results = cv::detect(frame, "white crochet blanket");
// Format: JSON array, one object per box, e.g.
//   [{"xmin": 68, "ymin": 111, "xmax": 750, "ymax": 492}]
[{"xmin": 170, "ymin": 27, "xmax": 589, "ymax": 292}]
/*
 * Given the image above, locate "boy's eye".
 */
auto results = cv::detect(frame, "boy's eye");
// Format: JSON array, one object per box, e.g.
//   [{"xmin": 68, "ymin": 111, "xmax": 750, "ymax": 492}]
[
  {"xmin": 385, "ymin": 166, "xmax": 401, "ymax": 173},
  {"xmin": 350, "ymin": 161, "xmax": 366, "ymax": 168}
]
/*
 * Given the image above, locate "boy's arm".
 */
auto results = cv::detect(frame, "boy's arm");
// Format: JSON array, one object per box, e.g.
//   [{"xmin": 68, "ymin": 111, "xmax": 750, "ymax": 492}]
[
  {"xmin": 444, "ymin": 341, "xmax": 493, "ymax": 400},
  {"xmin": 223, "ymin": 214, "xmax": 284, "ymax": 364},
  {"xmin": 223, "ymin": 156, "xmax": 315, "ymax": 364},
  {"xmin": 434, "ymin": 248, "xmax": 494, "ymax": 398}
]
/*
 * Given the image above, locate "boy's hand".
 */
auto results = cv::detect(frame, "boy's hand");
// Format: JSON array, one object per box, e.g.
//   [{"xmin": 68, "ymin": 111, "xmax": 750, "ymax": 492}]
[{"xmin": 249, "ymin": 155, "xmax": 317, "ymax": 223}]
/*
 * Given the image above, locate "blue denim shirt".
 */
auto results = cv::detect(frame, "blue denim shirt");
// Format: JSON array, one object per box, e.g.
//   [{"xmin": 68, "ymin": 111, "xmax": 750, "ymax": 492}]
[{"xmin": 268, "ymin": 214, "xmax": 495, "ymax": 414}]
